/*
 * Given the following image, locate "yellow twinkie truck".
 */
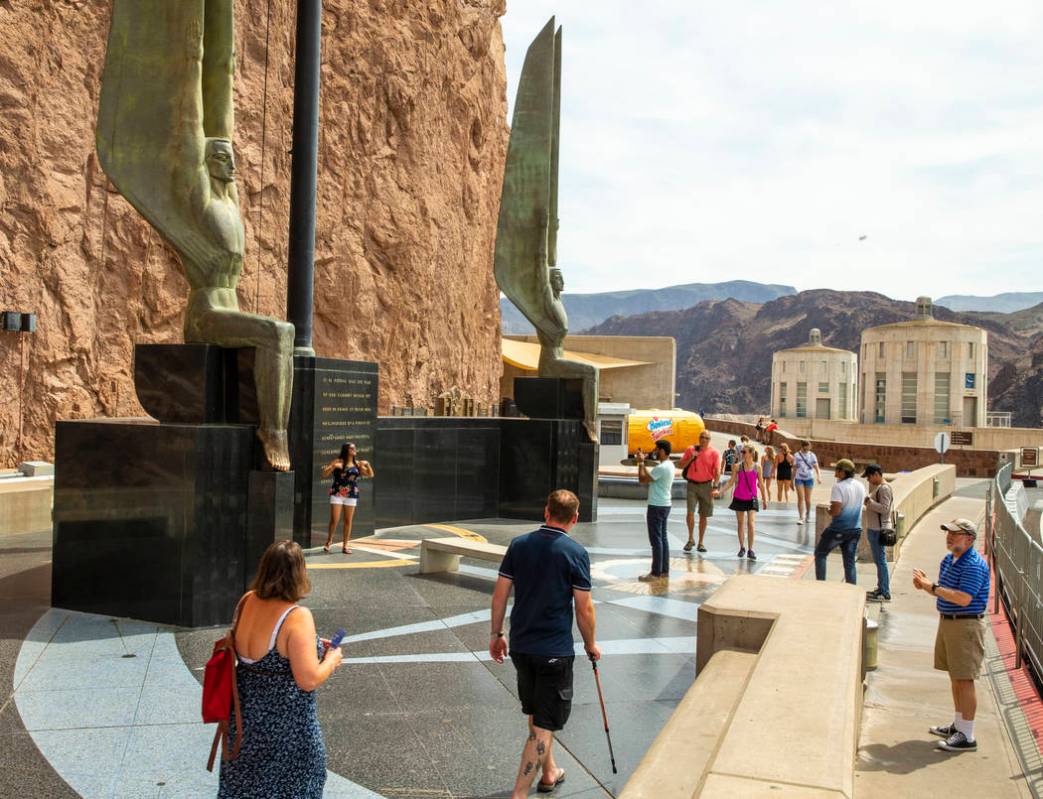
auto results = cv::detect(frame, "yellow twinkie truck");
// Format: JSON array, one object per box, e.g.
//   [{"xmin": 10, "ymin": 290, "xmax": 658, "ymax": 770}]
[{"xmin": 627, "ymin": 409, "xmax": 705, "ymax": 457}]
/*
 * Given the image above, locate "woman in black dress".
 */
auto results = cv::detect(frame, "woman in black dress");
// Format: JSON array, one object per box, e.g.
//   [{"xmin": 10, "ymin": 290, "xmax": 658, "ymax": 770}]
[{"xmin": 321, "ymin": 442, "xmax": 374, "ymax": 554}]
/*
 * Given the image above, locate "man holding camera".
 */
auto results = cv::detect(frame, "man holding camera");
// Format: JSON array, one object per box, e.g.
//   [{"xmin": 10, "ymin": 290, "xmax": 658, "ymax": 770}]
[
  {"xmin": 912, "ymin": 518, "xmax": 990, "ymax": 753},
  {"xmin": 863, "ymin": 464, "xmax": 894, "ymax": 602}
]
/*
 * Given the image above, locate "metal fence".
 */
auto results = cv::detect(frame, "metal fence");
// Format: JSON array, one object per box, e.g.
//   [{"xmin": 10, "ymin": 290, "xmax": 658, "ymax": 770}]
[{"xmin": 991, "ymin": 462, "xmax": 1043, "ymax": 681}]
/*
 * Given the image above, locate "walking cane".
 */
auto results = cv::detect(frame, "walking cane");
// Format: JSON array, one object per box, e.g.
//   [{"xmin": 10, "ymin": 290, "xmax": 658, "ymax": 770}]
[{"xmin": 589, "ymin": 654, "xmax": 618, "ymax": 774}]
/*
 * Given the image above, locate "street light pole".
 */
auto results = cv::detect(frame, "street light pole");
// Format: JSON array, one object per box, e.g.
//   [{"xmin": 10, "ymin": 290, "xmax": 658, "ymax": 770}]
[{"xmin": 286, "ymin": 0, "xmax": 322, "ymax": 357}]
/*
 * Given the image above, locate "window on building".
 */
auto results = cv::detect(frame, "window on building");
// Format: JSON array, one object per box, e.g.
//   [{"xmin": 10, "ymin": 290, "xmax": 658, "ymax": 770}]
[
  {"xmin": 781, "ymin": 361, "xmax": 786, "ymax": 373},
  {"xmin": 901, "ymin": 372, "xmax": 917, "ymax": 424},
  {"xmin": 968, "ymin": 342, "xmax": 976, "ymax": 359},
  {"xmin": 965, "ymin": 372, "xmax": 976, "ymax": 389},
  {"xmin": 874, "ymin": 373, "xmax": 886, "ymax": 423},
  {"xmin": 799, "ymin": 361, "xmax": 805, "ymax": 374},
  {"xmin": 862, "ymin": 344, "xmax": 867, "ymax": 359},
  {"xmin": 796, "ymin": 382, "xmax": 807, "ymax": 418},
  {"xmin": 818, "ymin": 382, "xmax": 829, "ymax": 393},
  {"xmin": 841, "ymin": 360, "xmax": 847, "ymax": 374},
  {"xmin": 778, "ymin": 382, "xmax": 787, "ymax": 416},
  {"xmin": 821, "ymin": 360, "xmax": 827, "ymax": 372},
  {"xmin": 599, "ymin": 419, "xmax": 623, "ymax": 446},
  {"xmin": 934, "ymin": 372, "xmax": 950, "ymax": 424},
  {"xmin": 906, "ymin": 341, "xmax": 917, "ymax": 359},
  {"xmin": 879, "ymin": 341, "xmax": 885, "ymax": 358},
  {"xmin": 839, "ymin": 381, "xmax": 848, "ymax": 419},
  {"xmin": 938, "ymin": 341, "xmax": 948, "ymax": 359}
]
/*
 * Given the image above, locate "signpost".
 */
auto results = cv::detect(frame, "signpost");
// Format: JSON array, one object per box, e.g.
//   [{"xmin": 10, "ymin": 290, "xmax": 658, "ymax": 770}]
[
  {"xmin": 951, "ymin": 430, "xmax": 974, "ymax": 447},
  {"xmin": 934, "ymin": 431, "xmax": 951, "ymax": 464},
  {"xmin": 1021, "ymin": 447, "xmax": 1040, "ymax": 469}
]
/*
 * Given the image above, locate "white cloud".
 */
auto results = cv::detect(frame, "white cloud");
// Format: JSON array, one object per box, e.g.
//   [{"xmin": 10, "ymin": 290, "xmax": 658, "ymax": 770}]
[{"xmin": 500, "ymin": 1, "xmax": 1043, "ymax": 300}]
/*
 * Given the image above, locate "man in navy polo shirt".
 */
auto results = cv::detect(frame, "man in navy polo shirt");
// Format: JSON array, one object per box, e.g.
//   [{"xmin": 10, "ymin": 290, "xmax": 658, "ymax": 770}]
[
  {"xmin": 490, "ymin": 489, "xmax": 600, "ymax": 797},
  {"xmin": 912, "ymin": 517, "xmax": 991, "ymax": 753}
]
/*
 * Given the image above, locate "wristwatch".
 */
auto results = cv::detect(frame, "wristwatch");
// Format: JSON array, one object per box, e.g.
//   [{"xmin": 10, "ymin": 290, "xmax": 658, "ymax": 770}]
[
  {"xmin": 492, "ymin": 631, "xmax": 505, "ymax": 638},
  {"xmin": 930, "ymin": 583, "xmax": 937, "ymax": 595}
]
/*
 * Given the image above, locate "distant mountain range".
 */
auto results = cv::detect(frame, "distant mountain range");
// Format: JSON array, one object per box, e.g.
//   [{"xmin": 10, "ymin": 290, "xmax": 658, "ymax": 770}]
[
  {"xmin": 499, "ymin": 280, "xmax": 796, "ymax": 334},
  {"xmin": 584, "ymin": 290, "xmax": 1043, "ymax": 426},
  {"xmin": 935, "ymin": 292, "xmax": 1043, "ymax": 313}
]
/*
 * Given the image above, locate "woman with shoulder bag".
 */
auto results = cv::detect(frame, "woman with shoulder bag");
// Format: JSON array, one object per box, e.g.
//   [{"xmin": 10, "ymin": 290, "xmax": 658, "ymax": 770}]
[
  {"xmin": 862, "ymin": 464, "xmax": 894, "ymax": 602},
  {"xmin": 218, "ymin": 540, "xmax": 344, "ymax": 798},
  {"xmin": 722, "ymin": 446, "xmax": 769, "ymax": 561}
]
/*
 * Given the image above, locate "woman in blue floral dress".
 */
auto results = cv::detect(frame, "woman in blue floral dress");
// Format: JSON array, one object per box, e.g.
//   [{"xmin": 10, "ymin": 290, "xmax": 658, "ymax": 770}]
[
  {"xmin": 321, "ymin": 442, "xmax": 374, "ymax": 553},
  {"xmin": 219, "ymin": 541, "xmax": 343, "ymax": 798}
]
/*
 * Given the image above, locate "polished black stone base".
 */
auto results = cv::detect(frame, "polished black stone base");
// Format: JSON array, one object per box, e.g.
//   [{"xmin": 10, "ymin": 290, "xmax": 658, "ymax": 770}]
[
  {"xmin": 51, "ymin": 419, "xmax": 271, "ymax": 627},
  {"xmin": 289, "ymin": 357, "xmax": 378, "ymax": 547},
  {"xmin": 513, "ymin": 377, "xmax": 585, "ymax": 420},
  {"xmin": 375, "ymin": 416, "xmax": 597, "ymax": 526}
]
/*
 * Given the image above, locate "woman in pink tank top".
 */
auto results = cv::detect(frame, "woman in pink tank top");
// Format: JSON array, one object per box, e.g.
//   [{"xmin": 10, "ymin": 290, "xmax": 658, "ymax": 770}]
[{"xmin": 722, "ymin": 446, "xmax": 769, "ymax": 561}]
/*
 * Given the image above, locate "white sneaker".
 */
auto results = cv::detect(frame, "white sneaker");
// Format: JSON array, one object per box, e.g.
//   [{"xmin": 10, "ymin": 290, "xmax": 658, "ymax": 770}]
[{"xmin": 796, "ymin": 517, "xmax": 805, "ymax": 525}]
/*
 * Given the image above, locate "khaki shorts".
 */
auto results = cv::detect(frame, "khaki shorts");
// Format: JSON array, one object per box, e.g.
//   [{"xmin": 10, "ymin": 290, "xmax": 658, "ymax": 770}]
[
  {"xmin": 686, "ymin": 481, "xmax": 715, "ymax": 517},
  {"xmin": 934, "ymin": 616, "xmax": 986, "ymax": 680}
]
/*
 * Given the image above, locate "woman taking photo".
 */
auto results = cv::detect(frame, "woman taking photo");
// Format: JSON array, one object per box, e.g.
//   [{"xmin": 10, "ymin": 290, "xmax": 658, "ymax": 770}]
[
  {"xmin": 775, "ymin": 443, "xmax": 794, "ymax": 503},
  {"xmin": 321, "ymin": 442, "xmax": 374, "ymax": 554},
  {"xmin": 761, "ymin": 446, "xmax": 776, "ymax": 500},
  {"xmin": 722, "ymin": 446, "xmax": 769, "ymax": 561},
  {"xmin": 219, "ymin": 540, "xmax": 343, "ymax": 798}
]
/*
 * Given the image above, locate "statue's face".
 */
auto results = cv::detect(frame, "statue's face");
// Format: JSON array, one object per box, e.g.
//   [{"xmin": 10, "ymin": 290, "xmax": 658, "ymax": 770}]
[
  {"xmin": 205, "ymin": 139, "xmax": 236, "ymax": 183},
  {"xmin": 549, "ymin": 267, "xmax": 564, "ymax": 297}
]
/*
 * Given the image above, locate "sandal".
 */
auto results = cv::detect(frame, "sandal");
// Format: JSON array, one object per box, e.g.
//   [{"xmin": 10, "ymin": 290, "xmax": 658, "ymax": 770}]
[
  {"xmin": 322, "ymin": 544, "xmax": 331, "ymax": 553},
  {"xmin": 537, "ymin": 769, "xmax": 565, "ymax": 793},
  {"xmin": 342, "ymin": 547, "xmax": 351, "ymax": 554}
]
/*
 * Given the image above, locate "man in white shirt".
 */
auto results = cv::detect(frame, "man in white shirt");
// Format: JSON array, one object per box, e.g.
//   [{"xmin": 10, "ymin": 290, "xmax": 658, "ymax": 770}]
[{"xmin": 814, "ymin": 458, "xmax": 866, "ymax": 584}]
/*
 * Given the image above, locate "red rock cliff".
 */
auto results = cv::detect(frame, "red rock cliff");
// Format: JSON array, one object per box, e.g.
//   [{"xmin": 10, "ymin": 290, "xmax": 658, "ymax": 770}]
[{"xmin": 0, "ymin": 0, "xmax": 507, "ymax": 466}]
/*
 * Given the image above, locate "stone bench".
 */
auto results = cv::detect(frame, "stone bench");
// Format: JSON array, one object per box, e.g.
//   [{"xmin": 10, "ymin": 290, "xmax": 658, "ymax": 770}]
[
  {"xmin": 620, "ymin": 575, "xmax": 866, "ymax": 799},
  {"xmin": 419, "ymin": 537, "xmax": 507, "ymax": 574}
]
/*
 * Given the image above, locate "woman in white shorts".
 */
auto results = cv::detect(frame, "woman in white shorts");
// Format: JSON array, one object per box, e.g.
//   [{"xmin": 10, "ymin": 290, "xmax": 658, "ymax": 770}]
[{"xmin": 321, "ymin": 442, "xmax": 374, "ymax": 553}]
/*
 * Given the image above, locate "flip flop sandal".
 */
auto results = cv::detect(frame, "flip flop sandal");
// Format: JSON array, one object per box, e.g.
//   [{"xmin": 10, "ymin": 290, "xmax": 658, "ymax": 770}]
[
  {"xmin": 537, "ymin": 770, "xmax": 565, "ymax": 793},
  {"xmin": 322, "ymin": 545, "xmax": 331, "ymax": 553},
  {"xmin": 342, "ymin": 547, "xmax": 352, "ymax": 554}
]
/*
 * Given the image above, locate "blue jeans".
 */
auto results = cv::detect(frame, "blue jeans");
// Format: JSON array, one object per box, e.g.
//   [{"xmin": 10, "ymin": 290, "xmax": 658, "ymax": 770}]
[
  {"xmin": 814, "ymin": 525, "xmax": 861, "ymax": 584},
  {"xmin": 647, "ymin": 505, "xmax": 671, "ymax": 575},
  {"xmin": 867, "ymin": 529, "xmax": 891, "ymax": 596}
]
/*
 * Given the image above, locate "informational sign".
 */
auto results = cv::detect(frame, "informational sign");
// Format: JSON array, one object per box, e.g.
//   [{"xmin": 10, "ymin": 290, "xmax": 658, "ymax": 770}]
[
  {"xmin": 1021, "ymin": 448, "xmax": 1040, "ymax": 469},
  {"xmin": 933, "ymin": 432, "xmax": 951, "ymax": 455},
  {"xmin": 951, "ymin": 431, "xmax": 974, "ymax": 446}
]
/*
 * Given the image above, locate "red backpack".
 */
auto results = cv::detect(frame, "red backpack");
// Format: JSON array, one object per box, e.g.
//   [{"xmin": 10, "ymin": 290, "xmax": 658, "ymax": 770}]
[{"xmin": 202, "ymin": 594, "xmax": 248, "ymax": 771}]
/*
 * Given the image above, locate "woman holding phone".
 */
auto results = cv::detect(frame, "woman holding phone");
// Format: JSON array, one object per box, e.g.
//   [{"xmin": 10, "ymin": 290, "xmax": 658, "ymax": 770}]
[
  {"xmin": 722, "ymin": 445, "xmax": 769, "ymax": 561},
  {"xmin": 219, "ymin": 540, "xmax": 343, "ymax": 798},
  {"xmin": 321, "ymin": 442, "xmax": 374, "ymax": 554}
]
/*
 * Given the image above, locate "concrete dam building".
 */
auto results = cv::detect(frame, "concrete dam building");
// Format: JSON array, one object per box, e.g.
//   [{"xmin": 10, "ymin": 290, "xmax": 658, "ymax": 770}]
[
  {"xmin": 859, "ymin": 297, "xmax": 988, "ymax": 427},
  {"xmin": 770, "ymin": 329, "xmax": 858, "ymax": 421}
]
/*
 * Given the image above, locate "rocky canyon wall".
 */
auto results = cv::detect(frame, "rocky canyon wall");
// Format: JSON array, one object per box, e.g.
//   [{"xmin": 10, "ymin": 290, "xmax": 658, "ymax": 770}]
[{"xmin": 0, "ymin": 0, "xmax": 507, "ymax": 466}]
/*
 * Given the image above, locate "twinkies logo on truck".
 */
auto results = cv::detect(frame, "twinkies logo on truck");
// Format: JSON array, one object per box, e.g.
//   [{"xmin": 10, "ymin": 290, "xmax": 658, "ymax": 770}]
[{"xmin": 647, "ymin": 417, "xmax": 673, "ymax": 441}]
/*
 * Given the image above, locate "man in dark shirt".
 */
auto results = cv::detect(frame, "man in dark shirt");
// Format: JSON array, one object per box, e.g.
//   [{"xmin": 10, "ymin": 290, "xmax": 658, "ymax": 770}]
[{"xmin": 490, "ymin": 489, "xmax": 600, "ymax": 798}]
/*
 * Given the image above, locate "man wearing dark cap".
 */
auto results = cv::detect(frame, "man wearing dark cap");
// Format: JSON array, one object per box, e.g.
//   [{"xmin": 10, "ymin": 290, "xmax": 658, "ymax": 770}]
[
  {"xmin": 912, "ymin": 518, "xmax": 991, "ymax": 753},
  {"xmin": 862, "ymin": 464, "xmax": 894, "ymax": 601},
  {"xmin": 813, "ymin": 458, "xmax": 866, "ymax": 584}
]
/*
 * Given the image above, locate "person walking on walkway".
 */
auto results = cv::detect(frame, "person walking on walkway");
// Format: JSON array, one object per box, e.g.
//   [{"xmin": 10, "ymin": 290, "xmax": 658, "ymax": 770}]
[
  {"xmin": 813, "ymin": 458, "xmax": 865, "ymax": 583},
  {"xmin": 912, "ymin": 518, "xmax": 991, "ymax": 753},
  {"xmin": 775, "ymin": 443, "xmax": 794, "ymax": 503},
  {"xmin": 490, "ymin": 490, "xmax": 601, "ymax": 796},
  {"xmin": 863, "ymin": 464, "xmax": 894, "ymax": 601},
  {"xmin": 723, "ymin": 440, "xmax": 738, "ymax": 476},
  {"xmin": 219, "ymin": 540, "xmax": 343, "ymax": 799},
  {"xmin": 678, "ymin": 431, "xmax": 721, "ymax": 554},
  {"xmin": 722, "ymin": 445, "xmax": 768, "ymax": 560},
  {"xmin": 794, "ymin": 440, "xmax": 821, "ymax": 525},
  {"xmin": 637, "ymin": 440, "xmax": 674, "ymax": 581},
  {"xmin": 761, "ymin": 446, "xmax": 776, "ymax": 501}
]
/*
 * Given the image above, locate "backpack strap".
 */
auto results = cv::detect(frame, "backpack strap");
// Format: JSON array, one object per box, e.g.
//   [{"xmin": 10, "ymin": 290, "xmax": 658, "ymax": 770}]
[{"xmin": 206, "ymin": 593, "xmax": 250, "ymax": 772}]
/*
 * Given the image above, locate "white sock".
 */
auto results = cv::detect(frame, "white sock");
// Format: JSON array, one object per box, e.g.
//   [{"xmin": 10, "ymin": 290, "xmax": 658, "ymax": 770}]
[
  {"xmin": 954, "ymin": 712, "xmax": 963, "ymax": 727},
  {"xmin": 955, "ymin": 717, "xmax": 975, "ymax": 741}
]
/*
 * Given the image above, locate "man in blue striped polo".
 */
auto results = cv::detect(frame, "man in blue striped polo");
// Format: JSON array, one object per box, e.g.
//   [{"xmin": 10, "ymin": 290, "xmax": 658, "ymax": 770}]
[{"xmin": 912, "ymin": 518, "xmax": 991, "ymax": 753}]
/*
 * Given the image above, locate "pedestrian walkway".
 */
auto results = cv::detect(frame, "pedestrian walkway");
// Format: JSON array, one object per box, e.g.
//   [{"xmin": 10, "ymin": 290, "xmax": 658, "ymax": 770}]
[{"xmin": 855, "ymin": 496, "xmax": 1031, "ymax": 797}]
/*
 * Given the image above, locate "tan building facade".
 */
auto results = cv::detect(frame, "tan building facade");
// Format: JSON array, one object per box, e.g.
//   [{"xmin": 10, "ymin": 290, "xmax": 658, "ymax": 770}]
[
  {"xmin": 770, "ymin": 329, "xmax": 857, "ymax": 421},
  {"xmin": 858, "ymin": 297, "xmax": 987, "ymax": 427},
  {"xmin": 501, "ymin": 335, "xmax": 676, "ymax": 411}
]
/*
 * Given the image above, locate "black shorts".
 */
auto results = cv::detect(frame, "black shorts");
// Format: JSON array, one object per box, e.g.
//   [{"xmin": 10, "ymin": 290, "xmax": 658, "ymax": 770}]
[{"xmin": 510, "ymin": 653, "xmax": 575, "ymax": 732}]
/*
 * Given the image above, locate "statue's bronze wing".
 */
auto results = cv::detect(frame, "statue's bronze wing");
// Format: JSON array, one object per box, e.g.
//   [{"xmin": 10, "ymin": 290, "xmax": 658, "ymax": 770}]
[
  {"xmin": 494, "ymin": 17, "xmax": 563, "ymax": 337},
  {"xmin": 96, "ymin": 0, "xmax": 235, "ymax": 273}
]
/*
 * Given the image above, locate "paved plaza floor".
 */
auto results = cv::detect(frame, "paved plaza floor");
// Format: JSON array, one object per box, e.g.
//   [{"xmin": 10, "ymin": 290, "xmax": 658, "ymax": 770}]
[{"xmin": 2, "ymin": 489, "xmax": 820, "ymax": 799}]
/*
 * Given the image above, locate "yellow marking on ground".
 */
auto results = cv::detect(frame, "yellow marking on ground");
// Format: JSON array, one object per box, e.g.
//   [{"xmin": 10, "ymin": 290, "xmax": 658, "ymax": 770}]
[
  {"xmin": 308, "ymin": 559, "xmax": 411, "ymax": 570},
  {"xmin": 423, "ymin": 523, "xmax": 487, "ymax": 544}
]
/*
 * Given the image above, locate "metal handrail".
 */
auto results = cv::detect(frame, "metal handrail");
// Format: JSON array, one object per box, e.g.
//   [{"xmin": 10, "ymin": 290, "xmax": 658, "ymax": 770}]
[{"xmin": 992, "ymin": 462, "xmax": 1043, "ymax": 681}]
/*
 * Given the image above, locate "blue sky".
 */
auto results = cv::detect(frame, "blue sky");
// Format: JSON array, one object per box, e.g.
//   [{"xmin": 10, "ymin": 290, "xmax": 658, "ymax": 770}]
[{"xmin": 500, "ymin": 1, "xmax": 1043, "ymax": 300}]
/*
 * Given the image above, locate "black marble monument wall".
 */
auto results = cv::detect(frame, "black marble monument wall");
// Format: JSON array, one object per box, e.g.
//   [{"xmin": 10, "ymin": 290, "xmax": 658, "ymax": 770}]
[
  {"xmin": 51, "ymin": 419, "xmax": 269, "ymax": 627},
  {"xmin": 289, "ymin": 357, "xmax": 378, "ymax": 547},
  {"xmin": 513, "ymin": 377, "xmax": 585, "ymax": 421}
]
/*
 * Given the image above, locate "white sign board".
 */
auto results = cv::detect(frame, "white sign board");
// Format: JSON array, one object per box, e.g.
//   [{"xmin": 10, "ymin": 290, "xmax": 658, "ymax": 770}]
[{"xmin": 934, "ymin": 432, "xmax": 951, "ymax": 455}]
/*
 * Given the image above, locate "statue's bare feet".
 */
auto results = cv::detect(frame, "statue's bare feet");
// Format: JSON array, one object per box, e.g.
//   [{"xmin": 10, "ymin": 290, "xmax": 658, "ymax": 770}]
[{"xmin": 257, "ymin": 428, "xmax": 291, "ymax": 471}]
